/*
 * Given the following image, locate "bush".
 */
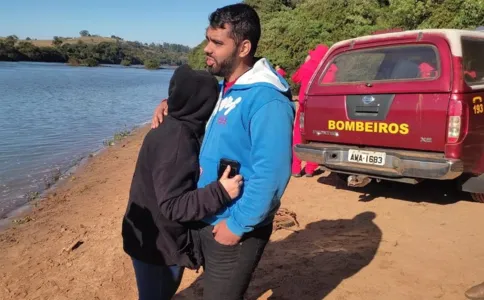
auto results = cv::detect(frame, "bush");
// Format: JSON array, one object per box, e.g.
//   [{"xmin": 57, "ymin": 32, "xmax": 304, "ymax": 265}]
[
  {"xmin": 67, "ymin": 57, "xmax": 81, "ymax": 66},
  {"xmin": 121, "ymin": 59, "xmax": 131, "ymax": 66},
  {"xmin": 83, "ymin": 58, "xmax": 99, "ymax": 67},
  {"xmin": 144, "ymin": 59, "xmax": 160, "ymax": 70}
]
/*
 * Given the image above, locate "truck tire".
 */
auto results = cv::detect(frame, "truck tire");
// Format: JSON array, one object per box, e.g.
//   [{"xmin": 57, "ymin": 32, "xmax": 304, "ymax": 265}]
[{"xmin": 471, "ymin": 193, "xmax": 484, "ymax": 203}]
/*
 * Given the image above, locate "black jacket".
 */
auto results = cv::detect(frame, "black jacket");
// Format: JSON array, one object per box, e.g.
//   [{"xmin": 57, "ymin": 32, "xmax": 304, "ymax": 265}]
[{"xmin": 122, "ymin": 65, "xmax": 226, "ymax": 268}]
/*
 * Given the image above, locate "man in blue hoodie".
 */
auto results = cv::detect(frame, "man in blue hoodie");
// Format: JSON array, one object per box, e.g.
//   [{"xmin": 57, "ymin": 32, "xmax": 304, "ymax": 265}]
[{"xmin": 152, "ymin": 3, "xmax": 294, "ymax": 299}]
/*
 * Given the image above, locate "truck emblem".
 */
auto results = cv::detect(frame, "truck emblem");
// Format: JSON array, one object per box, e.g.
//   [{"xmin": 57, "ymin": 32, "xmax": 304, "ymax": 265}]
[{"xmin": 362, "ymin": 95, "xmax": 375, "ymax": 105}]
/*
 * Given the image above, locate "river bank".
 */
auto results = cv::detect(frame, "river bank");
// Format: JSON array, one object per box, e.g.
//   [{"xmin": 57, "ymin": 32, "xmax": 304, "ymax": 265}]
[{"xmin": 2, "ymin": 125, "xmax": 484, "ymax": 300}]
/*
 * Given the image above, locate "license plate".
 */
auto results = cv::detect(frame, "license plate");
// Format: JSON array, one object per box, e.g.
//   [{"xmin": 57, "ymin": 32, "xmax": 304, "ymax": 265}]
[{"xmin": 348, "ymin": 149, "xmax": 386, "ymax": 166}]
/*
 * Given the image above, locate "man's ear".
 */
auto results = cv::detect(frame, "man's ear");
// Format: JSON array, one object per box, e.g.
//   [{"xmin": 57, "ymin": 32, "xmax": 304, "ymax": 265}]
[{"xmin": 238, "ymin": 40, "xmax": 252, "ymax": 58}]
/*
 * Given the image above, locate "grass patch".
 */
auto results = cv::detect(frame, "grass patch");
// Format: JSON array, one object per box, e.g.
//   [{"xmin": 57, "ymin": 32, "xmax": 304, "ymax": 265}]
[
  {"xmin": 12, "ymin": 216, "xmax": 34, "ymax": 225},
  {"xmin": 103, "ymin": 128, "xmax": 132, "ymax": 146}
]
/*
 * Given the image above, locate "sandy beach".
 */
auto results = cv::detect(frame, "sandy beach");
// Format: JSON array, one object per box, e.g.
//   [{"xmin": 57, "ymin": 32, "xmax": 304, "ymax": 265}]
[{"xmin": 1, "ymin": 124, "xmax": 484, "ymax": 300}]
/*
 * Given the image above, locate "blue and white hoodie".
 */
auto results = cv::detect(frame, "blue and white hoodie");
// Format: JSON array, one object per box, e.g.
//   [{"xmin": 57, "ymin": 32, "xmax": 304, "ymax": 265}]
[{"xmin": 197, "ymin": 58, "xmax": 296, "ymax": 236}]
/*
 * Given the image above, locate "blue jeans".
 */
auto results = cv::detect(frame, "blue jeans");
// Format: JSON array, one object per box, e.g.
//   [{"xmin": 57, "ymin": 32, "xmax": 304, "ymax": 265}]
[{"xmin": 131, "ymin": 257, "xmax": 185, "ymax": 300}]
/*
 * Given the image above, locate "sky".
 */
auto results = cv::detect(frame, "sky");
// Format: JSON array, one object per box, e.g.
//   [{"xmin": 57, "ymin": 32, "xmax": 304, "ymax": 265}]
[{"xmin": 0, "ymin": 0, "xmax": 241, "ymax": 47}]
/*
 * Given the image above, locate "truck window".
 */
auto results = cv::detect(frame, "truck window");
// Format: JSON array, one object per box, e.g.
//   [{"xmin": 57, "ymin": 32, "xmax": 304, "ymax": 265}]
[
  {"xmin": 319, "ymin": 45, "xmax": 440, "ymax": 85},
  {"xmin": 462, "ymin": 38, "xmax": 484, "ymax": 86}
]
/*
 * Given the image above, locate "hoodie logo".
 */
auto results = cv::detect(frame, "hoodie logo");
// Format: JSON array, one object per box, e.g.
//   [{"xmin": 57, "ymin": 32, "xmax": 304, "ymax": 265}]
[
  {"xmin": 206, "ymin": 95, "xmax": 243, "ymax": 129},
  {"xmin": 218, "ymin": 96, "xmax": 242, "ymax": 115},
  {"xmin": 217, "ymin": 116, "xmax": 227, "ymax": 125}
]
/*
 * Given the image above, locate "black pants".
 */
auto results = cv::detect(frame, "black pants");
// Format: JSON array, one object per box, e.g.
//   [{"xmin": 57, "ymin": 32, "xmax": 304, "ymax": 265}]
[
  {"xmin": 198, "ymin": 223, "xmax": 272, "ymax": 300},
  {"xmin": 131, "ymin": 258, "xmax": 184, "ymax": 300}
]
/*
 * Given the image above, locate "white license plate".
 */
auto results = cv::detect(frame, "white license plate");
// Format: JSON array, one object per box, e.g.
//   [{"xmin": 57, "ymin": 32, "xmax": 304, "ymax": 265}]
[{"xmin": 348, "ymin": 149, "xmax": 386, "ymax": 166}]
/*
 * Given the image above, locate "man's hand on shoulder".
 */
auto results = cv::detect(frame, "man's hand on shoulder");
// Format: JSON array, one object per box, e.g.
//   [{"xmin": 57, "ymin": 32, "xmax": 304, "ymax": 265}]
[
  {"xmin": 151, "ymin": 99, "xmax": 169, "ymax": 129},
  {"xmin": 212, "ymin": 219, "xmax": 241, "ymax": 246}
]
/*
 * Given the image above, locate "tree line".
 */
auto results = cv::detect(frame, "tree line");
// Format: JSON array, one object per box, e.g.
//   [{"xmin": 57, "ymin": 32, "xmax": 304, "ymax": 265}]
[
  {"xmin": 0, "ymin": 31, "xmax": 191, "ymax": 68},
  {"xmin": 188, "ymin": 0, "xmax": 484, "ymax": 88}
]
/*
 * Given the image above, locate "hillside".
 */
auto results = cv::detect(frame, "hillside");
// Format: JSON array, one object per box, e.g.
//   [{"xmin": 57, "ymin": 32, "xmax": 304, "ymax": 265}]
[
  {"xmin": 26, "ymin": 36, "xmax": 118, "ymax": 48},
  {"xmin": 0, "ymin": 33, "xmax": 191, "ymax": 68},
  {"xmin": 188, "ymin": 0, "xmax": 484, "ymax": 81}
]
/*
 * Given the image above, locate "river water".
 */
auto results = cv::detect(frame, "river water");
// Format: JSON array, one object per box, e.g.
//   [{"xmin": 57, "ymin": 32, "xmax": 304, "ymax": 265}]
[{"xmin": 0, "ymin": 62, "xmax": 172, "ymax": 218}]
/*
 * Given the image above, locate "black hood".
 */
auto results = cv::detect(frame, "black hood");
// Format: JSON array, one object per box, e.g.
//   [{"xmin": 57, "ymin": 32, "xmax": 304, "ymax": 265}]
[{"xmin": 167, "ymin": 64, "xmax": 220, "ymax": 137}]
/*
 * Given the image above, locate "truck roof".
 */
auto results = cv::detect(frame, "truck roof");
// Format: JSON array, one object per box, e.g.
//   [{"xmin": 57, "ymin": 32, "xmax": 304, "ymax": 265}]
[{"xmin": 331, "ymin": 29, "xmax": 484, "ymax": 57}]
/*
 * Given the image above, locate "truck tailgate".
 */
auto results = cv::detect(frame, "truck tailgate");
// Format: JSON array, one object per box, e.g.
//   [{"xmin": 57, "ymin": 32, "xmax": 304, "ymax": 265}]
[{"xmin": 304, "ymin": 93, "xmax": 450, "ymax": 152}]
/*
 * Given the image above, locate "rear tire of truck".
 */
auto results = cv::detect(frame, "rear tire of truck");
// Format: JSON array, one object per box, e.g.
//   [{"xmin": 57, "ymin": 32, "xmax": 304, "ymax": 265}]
[{"xmin": 471, "ymin": 193, "xmax": 484, "ymax": 203}]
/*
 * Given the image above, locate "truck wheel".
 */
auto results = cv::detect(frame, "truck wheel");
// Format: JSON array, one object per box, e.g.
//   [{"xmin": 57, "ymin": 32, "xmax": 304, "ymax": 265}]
[{"xmin": 471, "ymin": 193, "xmax": 484, "ymax": 203}]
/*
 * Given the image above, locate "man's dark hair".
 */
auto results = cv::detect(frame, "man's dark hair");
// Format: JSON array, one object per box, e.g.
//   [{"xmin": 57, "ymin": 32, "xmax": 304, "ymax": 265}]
[{"xmin": 209, "ymin": 3, "xmax": 261, "ymax": 56}]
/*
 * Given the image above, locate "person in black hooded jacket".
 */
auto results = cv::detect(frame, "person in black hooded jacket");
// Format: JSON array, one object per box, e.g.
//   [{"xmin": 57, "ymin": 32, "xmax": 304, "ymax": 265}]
[{"xmin": 121, "ymin": 64, "xmax": 243, "ymax": 300}]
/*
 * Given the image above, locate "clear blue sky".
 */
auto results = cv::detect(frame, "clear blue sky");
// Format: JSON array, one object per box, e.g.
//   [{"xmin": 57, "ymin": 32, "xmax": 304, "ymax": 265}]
[{"xmin": 0, "ymin": 0, "xmax": 241, "ymax": 47}]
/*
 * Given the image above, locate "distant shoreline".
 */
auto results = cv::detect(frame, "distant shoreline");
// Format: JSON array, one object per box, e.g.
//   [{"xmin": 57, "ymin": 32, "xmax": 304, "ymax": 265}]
[
  {"xmin": 0, "ymin": 35, "xmax": 190, "ymax": 68},
  {"xmin": 0, "ymin": 60, "xmax": 179, "ymax": 70}
]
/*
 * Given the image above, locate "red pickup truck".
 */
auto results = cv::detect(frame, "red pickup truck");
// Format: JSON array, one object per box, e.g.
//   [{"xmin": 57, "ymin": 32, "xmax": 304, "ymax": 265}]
[{"xmin": 294, "ymin": 29, "xmax": 484, "ymax": 202}]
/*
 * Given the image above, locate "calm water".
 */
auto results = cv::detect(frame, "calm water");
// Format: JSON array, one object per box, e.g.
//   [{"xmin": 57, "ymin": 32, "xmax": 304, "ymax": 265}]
[{"xmin": 0, "ymin": 62, "xmax": 173, "ymax": 218}]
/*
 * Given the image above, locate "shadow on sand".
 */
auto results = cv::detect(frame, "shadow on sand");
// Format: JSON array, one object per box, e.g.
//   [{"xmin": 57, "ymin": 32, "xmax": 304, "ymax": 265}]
[
  {"xmin": 174, "ymin": 211, "xmax": 382, "ymax": 300},
  {"xmin": 316, "ymin": 172, "xmax": 472, "ymax": 205}
]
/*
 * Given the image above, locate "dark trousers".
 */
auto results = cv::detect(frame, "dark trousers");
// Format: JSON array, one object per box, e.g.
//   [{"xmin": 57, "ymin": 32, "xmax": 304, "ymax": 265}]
[
  {"xmin": 131, "ymin": 257, "xmax": 184, "ymax": 300},
  {"xmin": 199, "ymin": 223, "xmax": 273, "ymax": 300}
]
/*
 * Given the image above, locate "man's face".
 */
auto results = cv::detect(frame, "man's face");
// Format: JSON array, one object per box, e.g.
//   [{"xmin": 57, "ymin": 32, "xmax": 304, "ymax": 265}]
[{"xmin": 204, "ymin": 25, "xmax": 239, "ymax": 78}]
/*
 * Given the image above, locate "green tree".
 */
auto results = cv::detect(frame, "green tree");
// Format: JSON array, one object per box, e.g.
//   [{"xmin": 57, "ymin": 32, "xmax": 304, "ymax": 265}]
[
  {"xmin": 16, "ymin": 41, "xmax": 41, "ymax": 60},
  {"xmin": 121, "ymin": 58, "xmax": 131, "ymax": 66},
  {"xmin": 52, "ymin": 36, "xmax": 63, "ymax": 47},
  {"xmin": 420, "ymin": 0, "xmax": 484, "ymax": 29},
  {"xmin": 188, "ymin": 0, "xmax": 484, "ymax": 84},
  {"xmin": 83, "ymin": 57, "xmax": 99, "ymax": 67},
  {"xmin": 79, "ymin": 30, "xmax": 90, "ymax": 37},
  {"xmin": 5, "ymin": 35, "xmax": 19, "ymax": 47},
  {"xmin": 144, "ymin": 59, "xmax": 160, "ymax": 70},
  {"xmin": 380, "ymin": 0, "xmax": 433, "ymax": 29},
  {"xmin": 187, "ymin": 40, "xmax": 207, "ymax": 69},
  {"xmin": 243, "ymin": 0, "xmax": 292, "ymax": 12}
]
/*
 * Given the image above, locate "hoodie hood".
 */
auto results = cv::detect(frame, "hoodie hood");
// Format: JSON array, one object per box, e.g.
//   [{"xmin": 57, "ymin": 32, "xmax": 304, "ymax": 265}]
[
  {"xmin": 167, "ymin": 64, "xmax": 220, "ymax": 136},
  {"xmin": 291, "ymin": 44, "xmax": 330, "ymax": 104},
  {"xmin": 232, "ymin": 58, "xmax": 290, "ymax": 94},
  {"xmin": 308, "ymin": 44, "xmax": 329, "ymax": 65}
]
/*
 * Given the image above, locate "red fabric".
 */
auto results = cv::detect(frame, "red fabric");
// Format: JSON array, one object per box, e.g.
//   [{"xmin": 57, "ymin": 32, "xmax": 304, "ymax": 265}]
[
  {"xmin": 276, "ymin": 68, "xmax": 287, "ymax": 77},
  {"xmin": 292, "ymin": 106, "xmax": 318, "ymax": 175},
  {"xmin": 465, "ymin": 70, "xmax": 477, "ymax": 79},
  {"xmin": 223, "ymin": 81, "xmax": 235, "ymax": 95},
  {"xmin": 419, "ymin": 62, "xmax": 435, "ymax": 78},
  {"xmin": 321, "ymin": 63, "xmax": 338, "ymax": 83},
  {"xmin": 291, "ymin": 44, "xmax": 329, "ymax": 104}
]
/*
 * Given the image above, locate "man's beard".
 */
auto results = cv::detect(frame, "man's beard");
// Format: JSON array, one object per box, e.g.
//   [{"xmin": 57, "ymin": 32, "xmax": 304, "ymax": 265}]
[{"xmin": 206, "ymin": 50, "xmax": 237, "ymax": 78}]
